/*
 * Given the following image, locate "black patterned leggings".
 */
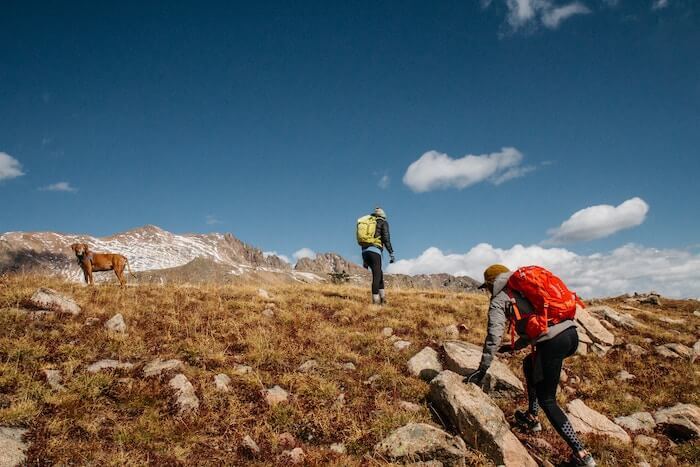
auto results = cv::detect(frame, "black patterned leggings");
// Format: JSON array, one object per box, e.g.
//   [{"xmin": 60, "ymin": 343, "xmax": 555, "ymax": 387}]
[
  {"xmin": 523, "ymin": 327, "xmax": 585, "ymax": 454},
  {"xmin": 362, "ymin": 250, "xmax": 384, "ymax": 294}
]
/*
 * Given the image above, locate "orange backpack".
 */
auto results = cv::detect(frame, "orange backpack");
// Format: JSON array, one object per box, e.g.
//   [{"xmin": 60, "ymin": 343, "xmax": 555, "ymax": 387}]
[{"xmin": 506, "ymin": 266, "xmax": 583, "ymax": 341}]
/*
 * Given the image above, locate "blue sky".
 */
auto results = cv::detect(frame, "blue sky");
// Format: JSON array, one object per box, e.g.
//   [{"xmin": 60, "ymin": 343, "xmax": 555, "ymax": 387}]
[{"xmin": 1, "ymin": 1, "xmax": 699, "ymax": 296}]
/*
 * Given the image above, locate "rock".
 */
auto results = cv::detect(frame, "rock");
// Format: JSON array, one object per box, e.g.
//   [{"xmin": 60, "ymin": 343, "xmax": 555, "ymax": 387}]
[
  {"xmin": 560, "ymin": 370, "xmax": 568, "ymax": 384},
  {"xmin": 626, "ymin": 344, "xmax": 647, "ymax": 356},
  {"xmin": 576, "ymin": 342, "xmax": 588, "ymax": 355},
  {"xmin": 364, "ymin": 374, "xmax": 381, "ymax": 385},
  {"xmin": 639, "ymin": 295, "xmax": 661, "ymax": 306},
  {"xmin": 168, "ymin": 373, "xmax": 199, "ymax": 414},
  {"xmin": 341, "ymin": 362, "xmax": 356, "ymax": 371},
  {"xmin": 591, "ymin": 343, "xmax": 612, "ymax": 357},
  {"xmin": 653, "ymin": 403, "xmax": 700, "ymax": 440},
  {"xmin": 655, "ymin": 345, "xmax": 681, "ymax": 359},
  {"xmin": 29, "ymin": 288, "xmax": 81, "ymax": 315},
  {"xmin": 241, "ymin": 434, "xmax": 260, "ymax": 454},
  {"xmin": 84, "ymin": 317, "xmax": 100, "ymax": 326},
  {"xmin": 407, "ymin": 347, "xmax": 443, "ymax": 381},
  {"xmin": 442, "ymin": 341, "xmax": 524, "ymax": 397},
  {"xmin": 394, "ymin": 340, "xmax": 411, "ymax": 351},
  {"xmin": 615, "ymin": 370, "xmax": 636, "ymax": 382},
  {"xmin": 142, "ymin": 358, "xmax": 184, "ymax": 377},
  {"xmin": 262, "ymin": 385, "xmax": 289, "ymax": 406},
  {"xmin": 588, "ymin": 305, "xmax": 643, "ymax": 330},
  {"xmin": 575, "ymin": 308, "xmax": 615, "ymax": 346},
  {"xmin": 614, "ymin": 412, "xmax": 655, "ymax": 433},
  {"xmin": 693, "ymin": 340, "xmax": 700, "ymax": 364},
  {"xmin": 278, "ymin": 432, "xmax": 297, "ymax": 449},
  {"xmin": 261, "ymin": 309, "xmax": 275, "ymax": 318},
  {"xmin": 665, "ymin": 343, "xmax": 693, "ymax": 358},
  {"xmin": 104, "ymin": 313, "xmax": 126, "ymax": 333},
  {"xmin": 634, "ymin": 435, "xmax": 659, "ymax": 448},
  {"xmin": 0, "ymin": 427, "xmax": 28, "ymax": 467},
  {"xmin": 576, "ymin": 327, "xmax": 593, "ymax": 344},
  {"xmin": 280, "ymin": 447, "xmax": 305, "ymax": 464},
  {"xmin": 658, "ymin": 316, "xmax": 685, "ymax": 325},
  {"xmin": 258, "ymin": 288, "xmax": 272, "ymax": 299},
  {"xmin": 382, "ymin": 327, "xmax": 394, "ymax": 337},
  {"xmin": 694, "ymin": 310, "xmax": 700, "ymax": 318},
  {"xmin": 374, "ymin": 422, "xmax": 469, "ymax": 467},
  {"xmin": 329, "ymin": 443, "xmax": 346, "ymax": 454},
  {"xmin": 444, "ymin": 324, "xmax": 460, "ymax": 340},
  {"xmin": 429, "ymin": 371, "xmax": 537, "ymax": 467},
  {"xmin": 232, "ymin": 364, "xmax": 253, "ymax": 375},
  {"xmin": 399, "ymin": 400, "xmax": 423, "ymax": 412},
  {"xmin": 87, "ymin": 359, "xmax": 134, "ymax": 373},
  {"xmin": 566, "ymin": 399, "xmax": 631, "ymax": 444},
  {"xmin": 297, "ymin": 359, "xmax": 318, "ymax": 372},
  {"xmin": 43, "ymin": 369, "xmax": 66, "ymax": 392},
  {"xmin": 214, "ymin": 373, "xmax": 231, "ymax": 392}
]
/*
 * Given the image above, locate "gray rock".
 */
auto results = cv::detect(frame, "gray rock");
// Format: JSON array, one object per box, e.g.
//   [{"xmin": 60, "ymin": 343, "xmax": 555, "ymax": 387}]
[
  {"xmin": 588, "ymin": 305, "xmax": 643, "ymax": 330},
  {"xmin": 694, "ymin": 310, "xmax": 700, "ymax": 318},
  {"xmin": 442, "ymin": 341, "xmax": 523, "ymax": 397},
  {"xmin": 407, "ymin": 347, "xmax": 443, "ymax": 381},
  {"xmin": 614, "ymin": 412, "xmax": 655, "ymax": 433},
  {"xmin": 364, "ymin": 374, "xmax": 381, "ymax": 385},
  {"xmin": 262, "ymin": 385, "xmax": 289, "ymax": 406},
  {"xmin": 634, "ymin": 434, "xmax": 659, "ymax": 448},
  {"xmin": 576, "ymin": 342, "xmax": 588, "ymax": 356},
  {"xmin": 576, "ymin": 327, "xmax": 593, "ymax": 344},
  {"xmin": 232, "ymin": 364, "xmax": 253, "ymax": 375},
  {"xmin": 575, "ymin": 308, "xmax": 615, "ymax": 346},
  {"xmin": 444, "ymin": 324, "xmax": 460, "ymax": 340},
  {"xmin": 104, "ymin": 313, "xmax": 126, "ymax": 333},
  {"xmin": 329, "ymin": 443, "xmax": 346, "ymax": 454},
  {"xmin": 655, "ymin": 345, "xmax": 681, "ymax": 359},
  {"xmin": 43, "ymin": 369, "xmax": 66, "ymax": 392},
  {"xmin": 382, "ymin": 327, "xmax": 394, "ymax": 337},
  {"xmin": 615, "ymin": 370, "xmax": 636, "ymax": 382},
  {"xmin": 214, "ymin": 373, "xmax": 231, "ymax": 392},
  {"xmin": 566, "ymin": 399, "xmax": 631, "ymax": 444},
  {"xmin": 626, "ymin": 344, "xmax": 647, "ymax": 356},
  {"xmin": 280, "ymin": 447, "xmax": 305, "ymax": 464},
  {"xmin": 374, "ymin": 422, "xmax": 469, "ymax": 467},
  {"xmin": 142, "ymin": 358, "xmax": 184, "ymax": 377},
  {"xmin": 87, "ymin": 359, "xmax": 134, "ymax": 373},
  {"xmin": 258, "ymin": 288, "xmax": 272, "ymax": 299},
  {"xmin": 241, "ymin": 434, "xmax": 260, "ymax": 454},
  {"xmin": 591, "ymin": 343, "xmax": 612, "ymax": 357},
  {"xmin": 30, "ymin": 288, "xmax": 81, "ymax": 315},
  {"xmin": 394, "ymin": 340, "xmax": 411, "ymax": 351},
  {"xmin": 0, "ymin": 427, "xmax": 28, "ymax": 467},
  {"xmin": 665, "ymin": 343, "xmax": 693, "ymax": 358},
  {"xmin": 399, "ymin": 400, "xmax": 423, "ymax": 412},
  {"xmin": 168, "ymin": 373, "xmax": 199, "ymax": 414},
  {"xmin": 692, "ymin": 340, "xmax": 700, "ymax": 364},
  {"xmin": 297, "ymin": 359, "xmax": 318, "ymax": 373},
  {"xmin": 429, "ymin": 371, "xmax": 537, "ymax": 467},
  {"xmin": 261, "ymin": 309, "xmax": 275, "ymax": 318},
  {"xmin": 653, "ymin": 403, "xmax": 700, "ymax": 440},
  {"xmin": 341, "ymin": 362, "xmax": 356, "ymax": 371},
  {"xmin": 658, "ymin": 316, "xmax": 685, "ymax": 325}
]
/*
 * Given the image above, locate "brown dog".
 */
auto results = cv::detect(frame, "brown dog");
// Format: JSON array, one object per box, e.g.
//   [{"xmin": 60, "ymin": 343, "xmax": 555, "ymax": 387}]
[{"xmin": 70, "ymin": 243, "xmax": 135, "ymax": 287}]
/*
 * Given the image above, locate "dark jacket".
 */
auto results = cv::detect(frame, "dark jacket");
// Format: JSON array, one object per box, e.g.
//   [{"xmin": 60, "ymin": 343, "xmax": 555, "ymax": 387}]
[{"xmin": 374, "ymin": 217, "xmax": 394, "ymax": 255}]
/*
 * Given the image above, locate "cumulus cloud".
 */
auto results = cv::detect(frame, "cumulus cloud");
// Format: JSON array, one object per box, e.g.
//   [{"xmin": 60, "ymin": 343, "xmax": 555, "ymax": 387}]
[
  {"xmin": 484, "ymin": 0, "xmax": 591, "ymax": 32},
  {"xmin": 39, "ymin": 181, "xmax": 77, "ymax": 192},
  {"xmin": 0, "ymin": 152, "xmax": 24, "ymax": 181},
  {"xmin": 293, "ymin": 248, "xmax": 316, "ymax": 261},
  {"xmin": 542, "ymin": 3, "xmax": 592, "ymax": 28},
  {"xmin": 403, "ymin": 147, "xmax": 532, "ymax": 192},
  {"xmin": 546, "ymin": 197, "xmax": 649, "ymax": 244},
  {"xmin": 263, "ymin": 251, "xmax": 291, "ymax": 264},
  {"xmin": 387, "ymin": 242, "xmax": 700, "ymax": 298},
  {"xmin": 378, "ymin": 175, "xmax": 390, "ymax": 190},
  {"xmin": 652, "ymin": 0, "xmax": 669, "ymax": 10}
]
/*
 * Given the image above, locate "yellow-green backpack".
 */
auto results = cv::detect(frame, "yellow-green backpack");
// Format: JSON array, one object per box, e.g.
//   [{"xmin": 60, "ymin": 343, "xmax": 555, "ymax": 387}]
[{"xmin": 356, "ymin": 215, "xmax": 382, "ymax": 247}]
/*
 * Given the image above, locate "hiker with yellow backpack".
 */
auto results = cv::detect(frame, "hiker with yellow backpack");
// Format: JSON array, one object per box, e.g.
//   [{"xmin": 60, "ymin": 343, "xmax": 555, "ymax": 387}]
[
  {"xmin": 467, "ymin": 264, "xmax": 596, "ymax": 467},
  {"xmin": 356, "ymin": 207, "xmax": 395, "ymax": 305}
]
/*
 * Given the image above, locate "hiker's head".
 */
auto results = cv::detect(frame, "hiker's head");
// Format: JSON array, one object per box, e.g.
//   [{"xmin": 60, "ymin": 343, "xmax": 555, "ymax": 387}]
[
  {"xmin": 479, "ymin": 264, "xmax": 510, "ymax": 294},
  {"xmin": 373, "ymin": 207, "xmax": 387, "ymax": 219}
]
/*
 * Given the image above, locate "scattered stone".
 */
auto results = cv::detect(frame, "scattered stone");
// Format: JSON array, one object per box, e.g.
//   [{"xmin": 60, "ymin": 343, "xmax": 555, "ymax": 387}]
[
  {"xmin": 341, "ymin": 362, "xmax": 356, "ymax": 371},
  {"xmin": 43, "ymin": 369, "xmax": 66, "ymax": 392},
  {"xmin": 0, "ymin": 427, "xmax": 28, "ymax": 467},
  {"xmin": 655, "ymin": 345, "xmax": 681, "ymax": 359},
  {"xmin": 258, "ymin": 288, "xmax": 272, "ymax": 299},
  {"xmin": 232, "ymin": 364, "xmax": 253, "ymax": 375},
  {"xmin": 84, "ymin": 317, "xmax": 100, "ymax": 326},
  {"xmin": 399, "ymin": 400, "xmax": 422, "ymax": 412},
  {"xmin": 278, "ymin": 432, "xmax": 297, "ymax": 449},
  {"xmin": 214, "ymin": 373, "xmax": 231, "ymax": 392},
  {"xmin": 297, "ymin": 359, "xmax": 318, "ymax": 373},
  {"xmin": 658, "ymin": 316, "xmax": 685, "ymax": 325},
  {"xmin": 280, "ymin": 447, "xmax": 305, "ymax": 464},
  {"xmin": 575, "ymin": 308, "xmax": 615, "ymax": 346},
  {"xmin": 692, "ymin": 340, "xmax": 700, "ymax": 364},
  {"xmin": 29, "ymin": 288, "xmax": 81, "ymax": 315},
  {"xmin": 577, "ymin": 327, "xmax": 593, "ymax": 344},
  {"xmin": 336, "ymin": 393, "xmax": 345, "ymax": 405},
  {"xmin": 634, "ymin": 435, "xmax": 659, "ymax": 448},
  {"xmin": 694, "ymin": 310, "xmax": 700, "ymax": 318},
  {"xmin": 394, "ymin": 340, "xmax": 411, "ymax": 351},
  {"xmin": 614, "ymin": 412, "xmax": 655, "ymax": 433},
  {"xmin": 407, "ymin": 347, "xmax": 443, "ymax": 381},
  {"xmin": 615, "ymin": 370, "xmax": 636, "ymax": 382},
  {"xmin": 429, "ymin": 371, "xmax": 537, "ymax": 466},
  {"xmin": 262, "ymin": 385, "xmax": 289, "ymax": 407},
  {"xmin": 104, "ymin": 313, "xmax": 126, "ymax": 333},
  {"xmin": 444, "ymin": 324, "xmax": 460, "ymax": 340},
  {"xmin": 374, "ymin": 422, "xmax": 469, "ymax": 467},
  {"xmin": 442, "ymin": 341, "xmax": 524, "ymax": 397},
  {"xmin": 639, "ymin": 294, "xmax": 661, "ymax": 306},
  {"xmin": 241, "ymin": 434, "xmax": 260, "ymax": 454},
  {"xmin": 576, "ymin": 342, "xmax": 588, "ymax": 356},
  {"xmin": 261, "ymin": 309, "xmax": 275, "ymax": 318},
  {"xmin": 382, "ymin": 327, "xmax": 394, "ymax": 337},
  {"xmin": 626, "ymin": 343, "xmax": 647, "ymax": 356},
  {"xmin": 619, "ymin": 304, "xmax": 643, "ymax": 312},
  {"xmin": 665, "ymin": 343, "xmax": 693, "ymax": 359},
  {"xmin": 142, "ymin": 358, "xmax": 184, "ymax": 377},
  {"xmin": 168, "ymin": 373, "xmax": 199, "ymax": 414},
  {"xmin": 589, "ymin": 305, "xmax": 643, "ymax": 330},
  {"xmin": 87, "ymin": 359, "xmax": 134, "ymax": 373},
  {"xmin": 600, "ymin": 320, "xmax": 615, "ymax": 330},
  {"xmin": 566, "ymin": 399, "xmax": 631, "ymax": 444},
  {"xmin": 591, "ymin": 343, "xmax": 612, "ymax": 357},
  {"xmin": 364, "ymin": 374, "xmax": 381, "ymax": 385},
  {"xmin": 329, "ymin": 443, "xmax": 347, "ymax": 454},
  {"xmin": 653, "ymin": 403, "xmax": 700, "ymax": 440}
]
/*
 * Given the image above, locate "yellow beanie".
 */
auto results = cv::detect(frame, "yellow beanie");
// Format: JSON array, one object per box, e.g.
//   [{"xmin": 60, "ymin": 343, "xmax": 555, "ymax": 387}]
[{"xmin": 480, "ymin": 264, "xmax": 510, "ymax": 289}]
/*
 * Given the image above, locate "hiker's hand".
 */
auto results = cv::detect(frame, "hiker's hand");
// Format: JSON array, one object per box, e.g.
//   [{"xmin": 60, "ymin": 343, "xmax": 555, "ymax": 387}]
[
  {"xmin": 363, "ymin": 261, "xmax": 369, "ymax": 269},
  {"xmin": 389, "ymin": 254, "xmax": 396, "ymax": 264},
  {"xmin": 463, "ymin": 369, "xmax": 486, "ymax": 385}
]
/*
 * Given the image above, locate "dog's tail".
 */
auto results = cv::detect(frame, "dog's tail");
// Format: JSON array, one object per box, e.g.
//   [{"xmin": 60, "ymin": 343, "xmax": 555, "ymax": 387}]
[{"xmin": 126, "ymin": 258, "xmax": 138, "ymax": 280}]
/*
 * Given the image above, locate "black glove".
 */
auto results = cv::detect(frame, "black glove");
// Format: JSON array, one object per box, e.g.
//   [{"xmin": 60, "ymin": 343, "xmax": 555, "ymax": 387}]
[
  {"xmin": 389, "ymin": 254, "xmax": 396, "ymax": 264},
  {"xmin": 463, "ymin": 369, "xmax": 486, "ymax": 385}
]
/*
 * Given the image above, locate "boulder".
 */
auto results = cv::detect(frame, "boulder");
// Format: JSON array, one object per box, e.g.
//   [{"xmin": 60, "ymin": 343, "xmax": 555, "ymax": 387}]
[
  {"xmin": 394, "ymin": 340, "xmax": 411, "ymax": 351},
  {"xmin": 665, "ymin": 343, "xmax": 693, "ymax": 359},
  {"xmin": 87, "ymin": 359, "xmax": 134, "ymax": 373},
  {"xmin": 168, "ymin": 373, "xmax": 199, "ymax": 414},
  {"xmin": 614, "ymin": 412, "xmax": 655, "ymax": 433},
  {"xmin": 566, "ymin": 399, "xmax": 631, "ymax": 444},
  {"xmin": 407, "ymin": 347, "xmax": 443, "ymax": 381},
  {"xmin": 104, "ymin": 313, "xmax": 126, "ymax": 333},
  {"xmin": 634, "ymin": 435, "xmax": 659, "ymax": 449},
  {"xmin": 588, "ymin": 306, "xmax": 643, "ymax": 330},
  {"xmin": 442, "ymin": 341, "xmax": 523, "ymax": 397},
  {"xmin": 575, "ymin": 308, "xmax": 614, "ymax": 346},
  {"xmin": 626, "ymin": 344, "xmax": 647, "ymax": 356},
  {"xmin": 374, "ymin": 422, "xmax": 469, "ymax": 467},
  {"xmin": 43, "ymin": 369, "xmax": 66, "ymax": 392},
  {"xmin": 658, "ymin": 316, "xmax": 685, "ymax": 325},
  {"xmin": 214, "ymin": 373, "xmax": 231, "ymax": 392},
  {"xmin": 280, "ymin": 447, "xmax": 305, "ymax": 464},
  {"xmin": 576, "ymin": 327, "xmax": 592, "ymax": 344},
  {"xmin": 29, "ymin": 288, "xmax": 81, "ymax": 315},
  {"xmin": 429, "ymin": 371, "xmax": 537, "ymax": 467},
  {"xmin": 262, "ymin": 385, "xmax": 289, "ymax": 407},
  {"xmin": 241, "ymin": 434, "xmax": 260, "ymax": 454},
  {"xmin": 655, "ymin": 345, "xmax": 681, "ymax": 359},
  {"xmin": 297, "ymin": 359, "xmax": 318, "ymax": 373},
  {"xmin": 142, "ymin": 358, "xmax": 184, "ymax": 377},
  {"xmin": 653, "ymin": 403, "xmax": 700, "ymax": 440},
  {"xmin": 0, "ymin": 427, "xmax": 28, "ymax": 467}
]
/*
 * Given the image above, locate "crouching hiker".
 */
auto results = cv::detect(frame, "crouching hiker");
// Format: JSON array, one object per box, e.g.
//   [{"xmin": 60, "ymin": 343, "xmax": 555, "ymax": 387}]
[
  {"xmin": 356, "ymin": 207, "xmax": 395, "ymax": 305},
  {"xmin": 465, "ymin": 264, "xmax": 596, "ymax": 467}
]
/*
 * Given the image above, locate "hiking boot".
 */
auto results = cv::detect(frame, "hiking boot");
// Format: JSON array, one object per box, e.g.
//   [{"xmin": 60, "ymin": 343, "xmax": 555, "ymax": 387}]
[
  {"xmin": 372, "ymin": 294, "xmax": 381, "ymax": 305},
  {"xmin": 378, "ymin": 289, "xmax": 387, "ymax": 305},
  {"xmin": 514, "ymin": 409, "xmax": 542, "ymax": 433},
  {"xmin": 572, "ymin": 453, "xmax": 596, "ymax": 467}
]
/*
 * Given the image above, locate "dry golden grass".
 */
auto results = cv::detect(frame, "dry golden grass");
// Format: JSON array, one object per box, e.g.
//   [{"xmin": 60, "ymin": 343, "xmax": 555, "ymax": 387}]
[{"xmin": 0, "ymin": 274, "xmax": 698, "ymax": 466}]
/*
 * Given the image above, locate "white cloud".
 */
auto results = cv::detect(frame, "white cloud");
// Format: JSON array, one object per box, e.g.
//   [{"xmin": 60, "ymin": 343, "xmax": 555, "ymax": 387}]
[
  {"xmin": 652, "ymin": 0, "xmax": 669, "ymax": 10},
  {"xmin": 0, "ymin": 152, "xmax": 24, "ymax": 181},
  {"xmin": 546, "ymin": 197, "xmax": 649, "ymax": 244},
  {"xmin": 378, "ymin": 174, "xmax": 390, "ymax": 189},
  {"xmin": 484, "ymin": 1, "xmax": 591, "ymax": 31},
  {"xmin": 403, "ymin": 147, "xmax": 531, "ymax": 192},
  {"xmin": 387, "ymin": 243, "xmax": 700, "ymax": 298},
  {"xmin": 205, "ymin": 215, "xmax": 222, "ymax": 225},
  {"xmin": 39, "ymin": 181, "xmax": 77, "ymax": 192},
  {"xmin": 542, "ymin": 3, "xmax": 591, "ymax": 28},
  {"xmin": 293, "ymin": 248, "xmax": 316, "ymax": 261},
  {"xmin": 263, "ymin": 251, "xmax": 291, "ymax": 264}
]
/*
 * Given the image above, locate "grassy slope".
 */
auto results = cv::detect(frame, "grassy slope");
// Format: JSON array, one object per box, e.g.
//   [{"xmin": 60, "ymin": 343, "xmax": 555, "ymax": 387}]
[{"xmin": 0, "ymin": 275, "xmax": 698, "ymax": 466}]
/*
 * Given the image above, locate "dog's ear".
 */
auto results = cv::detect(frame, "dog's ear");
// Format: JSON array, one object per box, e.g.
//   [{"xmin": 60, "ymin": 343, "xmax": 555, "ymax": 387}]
[
  {"xmin": 82, "ymin": 243, "xmax": 90, "ymax": 252},
  {"xmin": 70, "ymin": 243, "xmax": 78, "ymax": 253}
]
